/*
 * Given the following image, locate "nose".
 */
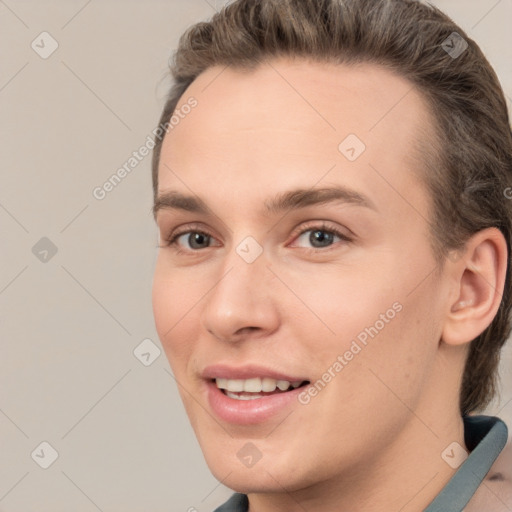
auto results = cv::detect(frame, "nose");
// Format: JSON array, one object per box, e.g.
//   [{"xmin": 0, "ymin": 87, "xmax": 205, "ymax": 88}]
[{"xmin": 201, "ymin": 242, "xmax": 280, "ymax": 344}]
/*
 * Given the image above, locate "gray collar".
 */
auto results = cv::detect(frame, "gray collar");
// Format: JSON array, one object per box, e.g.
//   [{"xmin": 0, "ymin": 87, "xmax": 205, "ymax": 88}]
[{"xmin": 425, "ymin": 415, "xmax": 508, "ymax": 511}]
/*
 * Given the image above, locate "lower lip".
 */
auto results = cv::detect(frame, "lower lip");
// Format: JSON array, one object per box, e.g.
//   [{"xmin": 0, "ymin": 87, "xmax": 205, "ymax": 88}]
[{"xmin": 205, "ymin": 380, "xmax": 306, "ymax": 425}]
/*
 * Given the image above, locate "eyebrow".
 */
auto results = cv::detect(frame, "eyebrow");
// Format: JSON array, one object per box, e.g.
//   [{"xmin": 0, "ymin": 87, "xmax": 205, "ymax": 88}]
[{"xmin": 152, "ymin": 186, "xmax": 376, "ymax": 220}]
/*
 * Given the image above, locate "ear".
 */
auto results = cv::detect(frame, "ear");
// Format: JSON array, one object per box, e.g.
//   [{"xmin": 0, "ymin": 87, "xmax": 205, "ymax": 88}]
[{"xmin": 442, "ymin": 228, "xmax": 508, "ymax": 346}]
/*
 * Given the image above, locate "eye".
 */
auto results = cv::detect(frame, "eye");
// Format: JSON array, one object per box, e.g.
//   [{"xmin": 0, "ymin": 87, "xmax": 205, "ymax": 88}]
[
  {"xmin": 291, "ymin": 222, "xmax": 352, "ymax": 251},
  {"xmin": 159, "ymin": 221, "xmax": 352, "ymax": 253},
  {"xmin": 160, "ymin": 226, "xmax": 217, "ymax": 251},
  {"xmin": 176, "ymin": 231, "xmax": 211, "ymax": 250}
]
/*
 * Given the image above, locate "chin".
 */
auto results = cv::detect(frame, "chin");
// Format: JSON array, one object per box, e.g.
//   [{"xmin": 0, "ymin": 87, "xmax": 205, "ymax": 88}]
[
  {"xmin": 209, "ymin": 465, "xmax": 299, "ymax": 494},
  {"xmin": 202, "ymin": 443, "xmax": 318, "ymax": 495}
]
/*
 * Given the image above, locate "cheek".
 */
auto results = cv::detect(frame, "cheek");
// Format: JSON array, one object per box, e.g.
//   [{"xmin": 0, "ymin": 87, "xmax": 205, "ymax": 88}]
[
  {"xmin": 151, "ymin": 262, "xmax": 201, "ymax": 371},
  {"xmin": 296, "ymin": 255, "xmax": 440, "ymax": 394},
  {"xmin": 285, "ymin": 262, "xmax": 400, "ymax": 343},
  {"xmin": 341, "ymin": 289, "xmax": 440, "ymax": 424}
]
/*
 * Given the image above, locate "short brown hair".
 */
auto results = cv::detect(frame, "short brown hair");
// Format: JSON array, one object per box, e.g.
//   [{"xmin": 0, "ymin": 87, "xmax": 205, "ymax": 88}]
[{"xmin": 152, "ymin": 0, "xmax": 512, "ymax": 416}]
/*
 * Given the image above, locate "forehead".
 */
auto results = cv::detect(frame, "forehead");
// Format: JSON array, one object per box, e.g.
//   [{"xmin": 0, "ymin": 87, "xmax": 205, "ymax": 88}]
[{"xmin": 157, "ymin": 59, "xmax": 434, "ymax": 219}]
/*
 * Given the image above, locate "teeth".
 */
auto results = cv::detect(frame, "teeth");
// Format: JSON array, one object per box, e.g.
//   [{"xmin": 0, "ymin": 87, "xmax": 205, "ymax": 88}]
[
  {"xmin": 215, "ymin": 377, "xmax": 304, "ymax": 393},
  {"xmin": 276, "ymin": 380, "xmax": 290, "ymax": 391},
  {"xmin": 226, "ymin": 379, "xmax": 244, "ymax": 392},
  {"xmin": 226, "ymin": 391, "xmax": 263, "ymax": 400},
  {"xmin": 244, "ymin": 377, "xmax": 262, "ymax": 392},
  {"xmin": 262, "ymin": 377, "xmax": 277, "ymax": 392}
]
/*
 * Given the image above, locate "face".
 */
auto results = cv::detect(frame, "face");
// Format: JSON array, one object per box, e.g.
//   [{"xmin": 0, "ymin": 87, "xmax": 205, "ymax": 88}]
[{"xmin": 152, "ymin": 59, "xmax": 453, "ymax": 492}]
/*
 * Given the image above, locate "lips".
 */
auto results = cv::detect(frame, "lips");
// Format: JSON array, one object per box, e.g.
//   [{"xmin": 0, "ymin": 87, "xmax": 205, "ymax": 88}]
[
  {"xmin": 201, "ymin": 363, "xmax": 309, "ymax": 382},
  {"xmin": 201, "ymin": 364, "xmax": 311, "ymax": 424}
]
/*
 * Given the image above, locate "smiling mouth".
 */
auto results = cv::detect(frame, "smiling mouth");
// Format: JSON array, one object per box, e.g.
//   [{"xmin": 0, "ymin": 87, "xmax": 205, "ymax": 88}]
[{"xmin": 213, "ymin": 377, "xmax": 310, "ymax": 400}]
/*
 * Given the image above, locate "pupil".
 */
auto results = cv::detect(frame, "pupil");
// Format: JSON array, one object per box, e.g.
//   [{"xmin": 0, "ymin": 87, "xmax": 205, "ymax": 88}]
[{"xmin": 190, "ymin": 233, "xmax": 208, "ymax": 249}]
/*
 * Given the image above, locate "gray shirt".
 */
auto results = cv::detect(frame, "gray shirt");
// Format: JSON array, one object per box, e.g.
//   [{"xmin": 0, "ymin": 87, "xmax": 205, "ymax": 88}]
[{"xmin": 213, "ymin": 415, "xmax": 508, "ymax": 512}]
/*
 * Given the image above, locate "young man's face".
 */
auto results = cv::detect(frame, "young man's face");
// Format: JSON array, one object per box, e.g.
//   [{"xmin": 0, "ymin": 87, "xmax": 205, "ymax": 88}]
[{"xmin": 152, "ymin": 60, "xmax": 462, "ymax": 493}]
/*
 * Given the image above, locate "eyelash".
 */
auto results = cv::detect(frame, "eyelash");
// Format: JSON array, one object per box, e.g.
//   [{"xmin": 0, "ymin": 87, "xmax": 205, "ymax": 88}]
[{"xmin": 159, "ymin": 221, "xmax": 352, "ymax": 254}]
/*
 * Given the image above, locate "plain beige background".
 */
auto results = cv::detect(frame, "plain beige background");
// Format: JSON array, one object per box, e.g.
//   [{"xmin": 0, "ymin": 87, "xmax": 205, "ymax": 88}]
[{"xmin": 1, "ymin": 1, "xmax": 511, "ymax": 511}]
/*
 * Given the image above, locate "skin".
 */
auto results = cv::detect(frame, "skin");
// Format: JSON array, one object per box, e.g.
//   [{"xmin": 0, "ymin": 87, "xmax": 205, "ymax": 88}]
[{"xmin": 152, "ymin": 59, "xmax": 507, "ymax": 512}]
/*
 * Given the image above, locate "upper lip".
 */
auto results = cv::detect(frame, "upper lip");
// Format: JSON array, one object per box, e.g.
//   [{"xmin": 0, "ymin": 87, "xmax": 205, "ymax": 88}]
[{"xmin": 201, "ymin": 364, "xmax": 309, "ymax": 382}]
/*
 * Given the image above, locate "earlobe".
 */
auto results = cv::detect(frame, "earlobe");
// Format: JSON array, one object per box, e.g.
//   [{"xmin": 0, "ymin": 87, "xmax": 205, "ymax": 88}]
[{"xmin": 442, "ymin": 228, "xmax": 508, "ymax": 347}]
